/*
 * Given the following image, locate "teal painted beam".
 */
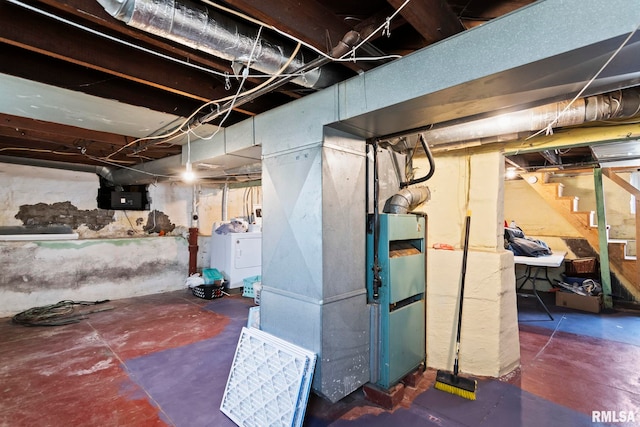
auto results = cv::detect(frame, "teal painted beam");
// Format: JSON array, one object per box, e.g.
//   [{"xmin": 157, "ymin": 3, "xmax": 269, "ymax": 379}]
[{"xmin": 594, "ymin": 168, "xmax": 613, "ymax": 309}]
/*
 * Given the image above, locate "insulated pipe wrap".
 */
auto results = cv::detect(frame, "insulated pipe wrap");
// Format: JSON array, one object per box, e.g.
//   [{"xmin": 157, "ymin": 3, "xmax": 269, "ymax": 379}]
[
  {"xmin": 423, "ymin": 88, "xmax": 640, "ymax": 147},
  {"xmin": 585, "ymin": 89, "xmax": 640, "ymax": 121},
  {"xmin": 97, "ymin": 0, "xmax": 334, "ymax": 88}
]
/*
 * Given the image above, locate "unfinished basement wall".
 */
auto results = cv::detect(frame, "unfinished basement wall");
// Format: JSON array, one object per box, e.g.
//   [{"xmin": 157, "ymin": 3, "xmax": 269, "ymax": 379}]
[
  {"xmin": 0, "ymin": 163, "xmax": 249, "ymax": 316},
  {"xmin": 504, "ymin": 172, "xmax": 637, "ymax": 288},
  {"xmin": 557, "ymin": 172, "xmax": 637, "ymax": 244},
  {"xmin": 504, "ymin": 178, "xmax": 578, "ymax": 287},
  {"xmin": 505, "ymin": 173, "xmax": 636, "ymax": 242},
  {"xmin": 412, "ymin": 151, "xmax": 520, "ymax": 378}
]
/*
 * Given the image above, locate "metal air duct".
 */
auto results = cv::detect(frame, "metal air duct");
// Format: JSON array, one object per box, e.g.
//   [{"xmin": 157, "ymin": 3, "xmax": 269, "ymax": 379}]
[
  {"xmin": 0, "ymin": 155, "xmax": 116, "ymax": 182},
  {"xmin": 96, "ymin": 0, "xmax": 341, "ymax": 89},
  {"xmin": 107, "ymin": 154, "xmax": 183, "ymax": 185},
  {"xmin": 383, "ymin": 187, "xmax": 431, "ymax": 214},
  {"xmin": 425, "ymin": 88, "xmax": 640, "ymax": 147}
]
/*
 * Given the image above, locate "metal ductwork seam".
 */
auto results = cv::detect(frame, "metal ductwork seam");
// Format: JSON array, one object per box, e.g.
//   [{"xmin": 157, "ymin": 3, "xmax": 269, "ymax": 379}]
[{"xmin": 96, "ymin": 0, "xmax": 342, "ymax": 89}]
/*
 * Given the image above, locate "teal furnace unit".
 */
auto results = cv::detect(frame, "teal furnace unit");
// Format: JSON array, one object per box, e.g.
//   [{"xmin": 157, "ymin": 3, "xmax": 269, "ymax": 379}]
[{"xmin": 367, "ymin": 213, "xmax": 426, "ymax": 389}]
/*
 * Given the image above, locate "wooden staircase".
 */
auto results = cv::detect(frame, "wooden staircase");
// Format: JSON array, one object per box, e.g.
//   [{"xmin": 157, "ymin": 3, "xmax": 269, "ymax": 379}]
[{"xmin": 522, "ymin": 172, "xmax": 640, "ymax": 301}]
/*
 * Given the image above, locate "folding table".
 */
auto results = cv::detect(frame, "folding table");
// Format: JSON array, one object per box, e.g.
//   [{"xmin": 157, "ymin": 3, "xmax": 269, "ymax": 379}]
[{"xmin": 514, "ymin": 252, "xmax": 566, "ymax": 320}]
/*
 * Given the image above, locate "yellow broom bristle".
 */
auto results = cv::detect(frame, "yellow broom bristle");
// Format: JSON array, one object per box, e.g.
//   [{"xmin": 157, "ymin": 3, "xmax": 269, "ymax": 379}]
[{"xmin": 434, "ymin": 380, "xmax": 477, "ymax": 401}]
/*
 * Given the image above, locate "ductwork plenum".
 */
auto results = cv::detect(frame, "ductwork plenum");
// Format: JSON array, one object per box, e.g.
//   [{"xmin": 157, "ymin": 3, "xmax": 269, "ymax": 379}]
[{"xmin": 96, "ymin": 0, "xmax": 341, "ymax": 89}]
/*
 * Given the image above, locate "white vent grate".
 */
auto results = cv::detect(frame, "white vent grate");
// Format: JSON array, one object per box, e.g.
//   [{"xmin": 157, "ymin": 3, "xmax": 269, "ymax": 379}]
[{"xmin": 220, "ymin": 327, "xmax": 316, "ymax": 427}]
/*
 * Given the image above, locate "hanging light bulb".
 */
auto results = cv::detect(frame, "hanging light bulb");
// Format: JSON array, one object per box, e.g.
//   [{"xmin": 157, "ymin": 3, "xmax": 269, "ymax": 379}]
[
  {"xmin": 182, "ymin": 161, "xmax": 195, "ymax": 183},
  {"xmin": 182, "ymin": 131, "xmax": 196, "ymax": 183},
  {"xmin": 505, "ymin": 167, "xmax": 518, "ymax": 180}
]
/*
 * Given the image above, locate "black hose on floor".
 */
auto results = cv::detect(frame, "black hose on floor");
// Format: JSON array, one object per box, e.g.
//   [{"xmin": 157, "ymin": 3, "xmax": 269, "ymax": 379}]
[{"xmin": 12, "ymin": 300, "xmax": 113, "ymax": 326}]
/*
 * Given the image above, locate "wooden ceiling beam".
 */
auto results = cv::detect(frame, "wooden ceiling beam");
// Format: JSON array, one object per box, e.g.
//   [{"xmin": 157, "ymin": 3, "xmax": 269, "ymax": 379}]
[
  {"xmin": 0, "ymin": 113, "xmax": 181, "ymax": 162},
  {"xmin": 0, "ymin": 44, "xmax": 210, "ymax": 119},
  {"xmin": 30, "ymin": 0, "xmax": 309, "ymax": 102},
  {"xmin": 386, "ymin": 0, "xmax": 464, "ymax": 44},
  {"xmin": 219, "ymin": 0, "xmax": 352, "ymax": 54},
  {"xmin": 32, "ymin": 0, "xmax": 235, "ymax": 78},
  {"xmin": 0, "ymin": 3, "xmax": 233, "ymax": 103},
  {"xmin": 0, "ymin": 114, "xmax": 135, "ymax": 146},
  {"xmin": 217, "ymin": 0, "xmax": 372, "ymax": 73}
]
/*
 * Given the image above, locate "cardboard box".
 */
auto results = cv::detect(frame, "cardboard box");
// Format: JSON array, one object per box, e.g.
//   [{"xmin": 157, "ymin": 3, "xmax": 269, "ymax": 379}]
[{"xmin": 555, "ymin": 291, "xmax": 602, "ymax": 313}]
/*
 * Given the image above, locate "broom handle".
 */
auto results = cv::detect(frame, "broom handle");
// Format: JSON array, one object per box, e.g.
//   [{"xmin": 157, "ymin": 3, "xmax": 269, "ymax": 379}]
[{"xmin": 453, "ymin": 213, "xmax": 471, "ymax": 376}]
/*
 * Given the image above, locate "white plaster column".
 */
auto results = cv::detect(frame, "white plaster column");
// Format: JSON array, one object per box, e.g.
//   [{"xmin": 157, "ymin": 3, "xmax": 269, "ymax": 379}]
[{"xmin": 417, "ymin": 151, "xmax": 520, "ymax": 377}]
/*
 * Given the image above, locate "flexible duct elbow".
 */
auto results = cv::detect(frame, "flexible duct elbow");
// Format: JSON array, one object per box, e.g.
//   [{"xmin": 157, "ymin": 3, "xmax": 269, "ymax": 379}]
[{"xmin": 383, "ymin": 187, "xmax": 431, "ymax": 214}]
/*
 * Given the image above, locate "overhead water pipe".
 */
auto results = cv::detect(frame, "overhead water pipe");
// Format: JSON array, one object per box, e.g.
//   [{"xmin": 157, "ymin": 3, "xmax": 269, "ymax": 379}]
[
  {"xmin": 400, "ymin": 134, "xmax": 435, "ymax": 188},
  {"xmin": 425, "ymin": 88, "xmax": 640, "ymax": 148},
  {"xmin": 375, "ymin": 88, "xmax": 640, "ymax": 152},
  {"xmin": 221, "ymin": 183, "xmax": 229, "ymax": 222}
]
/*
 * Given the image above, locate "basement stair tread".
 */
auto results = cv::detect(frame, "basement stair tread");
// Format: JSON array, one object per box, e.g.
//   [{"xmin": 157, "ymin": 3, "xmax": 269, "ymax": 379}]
[
  {"xmin": 523, "ymin": 172, "xmax": 639, "ymax": 299},
  {"xmin": 608, "ymin": 240, "xmax": 637, "ymax": 261}
]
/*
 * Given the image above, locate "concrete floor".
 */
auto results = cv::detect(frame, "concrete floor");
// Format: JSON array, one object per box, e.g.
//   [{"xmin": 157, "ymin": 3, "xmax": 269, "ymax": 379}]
[{"xmin": 1, "ymin": 289, "xmax": 638, "ymax": 426}]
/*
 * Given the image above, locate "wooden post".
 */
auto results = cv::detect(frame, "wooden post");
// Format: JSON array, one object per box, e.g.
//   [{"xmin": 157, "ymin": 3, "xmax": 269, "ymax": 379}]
[
  {"xmin": 188, "ymin": 227, "xmax": 199, "ymax": 276},
  {"xmin": 593, "ymin": 168, "xmax": 613, "ymax": 309}
]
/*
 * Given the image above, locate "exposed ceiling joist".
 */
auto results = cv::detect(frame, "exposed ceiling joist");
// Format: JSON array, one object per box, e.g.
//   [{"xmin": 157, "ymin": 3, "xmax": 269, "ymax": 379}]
[
  {"xmin": 1, "ymin": 0, "xmax": 638, "ymax": 181},
  {"xmin": 0, "ymin": 5, "xmax": 225, "ymax": 102},
  {"xmin": 0, "ymin": 113, "xmax": 181, "ymax": 166},
  {"xmin": 540, "ymin": 150, "xmax": 562, "ymax": 165},
  {"xmin": 386, "ymin": 0, "xmax": 464, "ymax": 43},
  {"xmin": 212, "ymin": 0, "xmax": 350, "ymax": 54}
]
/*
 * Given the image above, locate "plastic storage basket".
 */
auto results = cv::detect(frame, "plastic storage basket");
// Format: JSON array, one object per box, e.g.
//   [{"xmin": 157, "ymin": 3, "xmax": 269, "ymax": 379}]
[
  {"xmin": 565, "ymin": 257, "xmax": 598, "ymax": 277},
  {"xmin": 192, "ymin": 282, "xmax": 224, "ymax": 300},
  {"xmin": 253, "ymin": 282, "xmax": 262, "ymax": 305},
  {"xmin": 242, "ymin": 275, "xmax": 261, "ymax": 298},
  {"xmin": 202, "ymin": 268, "xmax": 224, "ymax": 284}
]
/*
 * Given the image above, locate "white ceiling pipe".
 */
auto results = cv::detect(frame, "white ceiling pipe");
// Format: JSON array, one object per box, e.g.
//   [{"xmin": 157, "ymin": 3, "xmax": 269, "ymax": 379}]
[{"xmin": 425, "ymin": 88, "xmax": 640, "ymax": 147}]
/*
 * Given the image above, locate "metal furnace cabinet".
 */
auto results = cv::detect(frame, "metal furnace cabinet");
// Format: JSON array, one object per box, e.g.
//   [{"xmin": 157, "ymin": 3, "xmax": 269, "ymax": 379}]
[
  {"xmin": 367, "ymin": 213, "xmax": 426, "ymax": 389},
  {"xmin": 209, "ymin": 231, "xmax": 262, "ymax": 289}
]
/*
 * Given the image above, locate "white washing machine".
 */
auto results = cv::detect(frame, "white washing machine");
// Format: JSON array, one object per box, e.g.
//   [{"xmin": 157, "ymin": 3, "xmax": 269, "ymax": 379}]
[{"xmin": 209, "ymin": 229, "xmax": 262, "ymax": 289}]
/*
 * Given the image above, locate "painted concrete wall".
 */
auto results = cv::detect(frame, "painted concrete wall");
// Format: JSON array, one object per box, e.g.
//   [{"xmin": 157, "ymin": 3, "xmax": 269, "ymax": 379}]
[
  {"xmin": 505, "ymin": 173, "xmax": 636, "ymax": 241},
  {"xmin": 504, "ymin": 179, "xmax": 581, "ymax": 239},
  {"xmin": 0, "ymin": 238, "xmax": 188, "ymax": 317},
  {"xmin": 0, "ymin": 163, "xmax": 255, "ymax": 315},
  {"xmin": 413, "ymin": 151, "xmax": 520, "ymax": 377},
  {"xmin": 0, "ymin": 162, "xmax": 192, "ymax": 237},
  {"xmin": 427, "ymin": 249, "xmax": 519, "ymax": 377}
]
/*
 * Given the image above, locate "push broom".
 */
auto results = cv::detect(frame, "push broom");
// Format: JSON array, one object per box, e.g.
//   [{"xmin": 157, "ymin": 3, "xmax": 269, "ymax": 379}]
[{"xmin": 434, "ymin": 212, "xmax": 478, "ymax": 400}]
